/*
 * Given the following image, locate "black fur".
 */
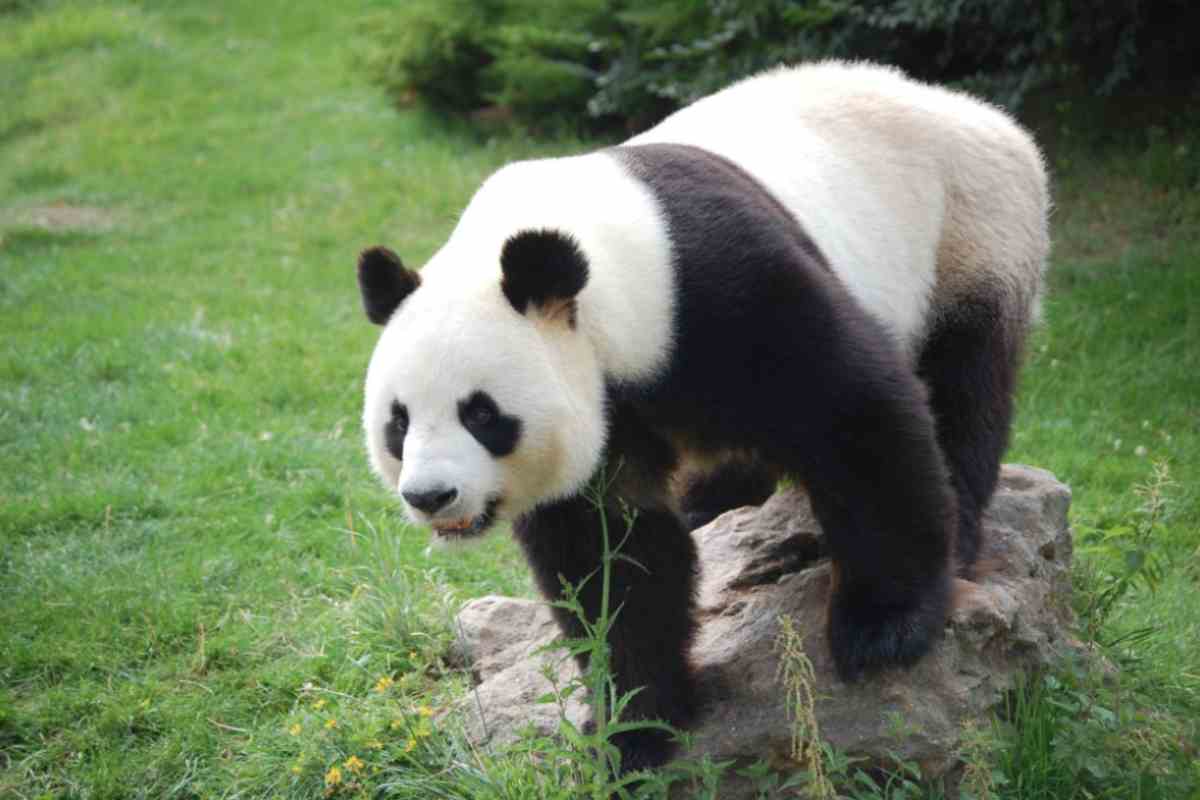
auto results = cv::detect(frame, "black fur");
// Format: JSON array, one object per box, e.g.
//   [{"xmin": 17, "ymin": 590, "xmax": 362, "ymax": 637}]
[
  {"xmin": 513, "ymin": 404, "xmax": 697, "ymax": 772},
  {"xmin": 514, "ymin": 497, "xmax": 698, "ymax": 771},
  {"xmin": 611, "ymin": 143, "xmax": 956, "ymax": 683},
  {"xmin": 677, "ymin": 458, "xmax": 778, "ymax": 530},
  {"xmin": 358, "ymin": 246, "xmax": 420, "ymax": 325},
  {"xmin": 384, "ymin": 400, "xmax": 407, "ymax": 461},
  {"xmin": 458, "ymin": 390, "xmax": 523, "ymax": 458},
  {"xmin": 917, "ymin": 293, "xmax": 1024, "ymax": 575},
  {"xmin": 500, "ymin": 229, "xmax": 589, "ymax": 320}
]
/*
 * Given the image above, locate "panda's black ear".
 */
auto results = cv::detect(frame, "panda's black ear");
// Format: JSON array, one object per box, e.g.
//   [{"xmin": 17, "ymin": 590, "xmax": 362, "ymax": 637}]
[
  {"xmin": 358, "ymin": 246, "xmax": 420, "ymax": 325},
  {"xmin": 500, "ymin": 229, "xmax": 589, "ymax": 323}
]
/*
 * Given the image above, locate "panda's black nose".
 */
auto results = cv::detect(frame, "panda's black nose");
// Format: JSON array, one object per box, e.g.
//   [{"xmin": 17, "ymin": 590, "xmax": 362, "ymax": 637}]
[{"xmin": 403, "ymin": 486, "xmax": 459, "ymax": 514}]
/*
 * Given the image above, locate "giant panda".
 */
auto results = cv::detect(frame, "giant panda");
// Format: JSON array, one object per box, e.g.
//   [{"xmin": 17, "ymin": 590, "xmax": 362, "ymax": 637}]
[{"xmin": 357, "ymin": 61, "xmax": 1049, "ymax": 770}]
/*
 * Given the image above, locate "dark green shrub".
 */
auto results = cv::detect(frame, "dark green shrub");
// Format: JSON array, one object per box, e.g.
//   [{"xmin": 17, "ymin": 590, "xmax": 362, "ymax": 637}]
[
  {"xmin": 367, "ymin": 0, "xmax": 505, "ymax": 112},
  {"xmin": 484, "ymin": 19, "xmax": 602, "ymax": 121},
  {"xmin": 0, "ymin": 0, "xmax": 47, "ymax": 13},
  {"xmin": 368, "ymin": 0, "xmax": 1200, "ymax": 132}
]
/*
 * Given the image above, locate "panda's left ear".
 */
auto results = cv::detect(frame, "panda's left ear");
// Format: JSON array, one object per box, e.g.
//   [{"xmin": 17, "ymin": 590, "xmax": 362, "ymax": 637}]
[
  {"xmin": 358, "ymin": 246, "xmax": 420, "ymax": 325},
  {"xmin": 500, "ymin": 229, "xmax": 589, "ymax": 324}
]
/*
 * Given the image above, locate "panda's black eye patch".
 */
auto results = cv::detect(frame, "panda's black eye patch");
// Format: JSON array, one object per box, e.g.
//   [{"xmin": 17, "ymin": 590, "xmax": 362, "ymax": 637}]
[
  {"xmin": 458, "ymin": 390, "xmax": 521, "ymax": 457},
  {"xmin": 385, "ymin": 400, "xmax": 408, "ymax": 460}
]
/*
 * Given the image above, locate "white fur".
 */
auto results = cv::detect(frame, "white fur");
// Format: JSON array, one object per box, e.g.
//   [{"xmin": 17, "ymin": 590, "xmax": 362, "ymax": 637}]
[
  {"xmin": 363, "ymin": 277, "xmax": 604, "ymax": 527},
  {"xmin": 364, "ymin": 155, "xmax": 675, "ymax": 526},
  {"xmin": 363, "ymin": 61, "xmax": 1049, "ymax": 529},
  {"xmin": 629, "ymin": 60, "xmax": 1050, "ymax": 352}
]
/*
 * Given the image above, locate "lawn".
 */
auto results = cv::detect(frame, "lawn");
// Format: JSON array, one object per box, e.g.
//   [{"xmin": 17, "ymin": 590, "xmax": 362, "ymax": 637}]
[{"xmin": 1, "ymin": 1, "xmax": 1197, "ymax": 798}]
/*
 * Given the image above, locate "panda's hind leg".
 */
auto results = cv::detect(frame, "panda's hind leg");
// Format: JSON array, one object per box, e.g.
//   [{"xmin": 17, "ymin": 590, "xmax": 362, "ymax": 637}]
[
  {"xmin": 917, "ymin": 291, "xmax": 1027, "ymax": 577},
  {"xmin": 675, "ymin": 456, "xmax": 778, "ymax": 530}
]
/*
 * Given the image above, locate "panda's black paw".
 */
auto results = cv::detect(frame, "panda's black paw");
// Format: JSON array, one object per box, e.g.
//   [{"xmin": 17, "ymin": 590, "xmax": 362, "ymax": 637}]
[
  {"xmin": 583, "ymin": 721, "xmax": 677, "ymax": 773},
  {"xmin": 608, "ymin": 727, "xmax": 678, "ymax": 774},
  {"xmin": 827, "ymin": 572, "xmax": 952, "ymax": 682}
]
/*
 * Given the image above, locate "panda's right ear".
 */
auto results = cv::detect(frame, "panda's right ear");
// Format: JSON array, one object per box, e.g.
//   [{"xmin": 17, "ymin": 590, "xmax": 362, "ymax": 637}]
[
  {"xmin": 499, "ymin": 229, "xmax": 589, "ymax": 324},
  {"xmin": 357, "ymin": 246, "xmax": 420, "ymax": 325}
]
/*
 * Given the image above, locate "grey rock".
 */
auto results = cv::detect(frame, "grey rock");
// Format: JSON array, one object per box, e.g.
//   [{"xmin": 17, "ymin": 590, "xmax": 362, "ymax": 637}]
[
  {"xmin": 453, "ymin": 465, "xmax": 1077, "ymax": 791},
  {"xmin": 450, "ymin": 595, "xmax": 585, "ymax": 745}
]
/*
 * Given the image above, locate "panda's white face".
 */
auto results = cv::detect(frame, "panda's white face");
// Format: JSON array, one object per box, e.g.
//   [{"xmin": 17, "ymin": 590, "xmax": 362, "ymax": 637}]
[{"xmin": 363, "ymin": 275, "xmax": 605, "ymax": 541}]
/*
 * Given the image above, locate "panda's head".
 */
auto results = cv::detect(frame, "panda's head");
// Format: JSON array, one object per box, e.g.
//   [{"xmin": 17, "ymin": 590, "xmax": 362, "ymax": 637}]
[{"xmin": 358, "ymin": 230, "xmax": 606, "ymax": 541}]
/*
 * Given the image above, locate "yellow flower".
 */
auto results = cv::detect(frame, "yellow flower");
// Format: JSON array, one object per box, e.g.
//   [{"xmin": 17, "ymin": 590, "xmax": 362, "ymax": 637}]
[
  {"xmin": 390, "ymin": 719, "xmax": 403, "ymax": 731},
  {"xmin": 291, "ymin": 765, "xmax": 301, "ymax": 775},
  {"xmin": 313, "ymin": 698, "xmax": 327, "ymax": 710},
  {"xmin": 366, "ymin": 739, "xmax": 383, "ymax": 750},
  {"xmin": 404, "ymin": 737, "xmax": 416, "ymax": 753},
  {"xmin": 417, "ymin": 705, "xmax": 434, "ymax": 718},
  {"xmin": 325, "ymin": 718, "xmax": 338, "ymax": 730},
  {"xmin": 374, "ymin": 675, "xmax": 394, "ymax": 693},
  {"xmin": 324, "ymin": 766, "xmax": 343, "ymax": 786},
  {"xmin": 288, "ymin": 723, "xmax": 302, "ymax": 736},
  {"xmin": 344, "ymin": 755, "xmax": 365, "ymax": 773}
]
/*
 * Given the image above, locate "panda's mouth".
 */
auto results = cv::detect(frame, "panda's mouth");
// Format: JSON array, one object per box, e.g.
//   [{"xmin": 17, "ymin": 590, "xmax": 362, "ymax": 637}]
[{"xmin": 430, "ymin": 497, "xmax": 501, "ymax": 540}]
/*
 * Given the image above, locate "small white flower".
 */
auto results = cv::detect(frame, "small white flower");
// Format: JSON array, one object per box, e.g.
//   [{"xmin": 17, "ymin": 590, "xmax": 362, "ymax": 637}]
[
  {"xmin": 79, "ymin": 418, "xmax": 97, "ymax": 432},
  {"xmin": 258, "ymin": 431, "xmax": 273, "ymax": 441},
  {"xmin": 1113, "ymin": 438, "xmax": 1122, "ymax": 451},
  {"xmin": 1134, "ymin": 445, "xmax": 1148, "ymax": 457}
]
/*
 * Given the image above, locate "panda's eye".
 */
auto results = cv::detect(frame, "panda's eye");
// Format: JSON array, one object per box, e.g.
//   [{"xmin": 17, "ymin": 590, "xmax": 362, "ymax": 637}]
[
  {"xmin": 459, "ymin": 391, "xmax": 500, "ymax": 430},
  {"xmin": 385, "ymin": 400, "xmax": 408, "ymax": 461},
  {"xmin": 390, "ymin": 400, "xmax": 409, "ymax": 430},
  {"xmin": 464, "ymin": 400, "xmax": 495, "ymax": 428},
  {"xmin": 459, "ymin": 390, "xmax": 521, "ymax": 457}
]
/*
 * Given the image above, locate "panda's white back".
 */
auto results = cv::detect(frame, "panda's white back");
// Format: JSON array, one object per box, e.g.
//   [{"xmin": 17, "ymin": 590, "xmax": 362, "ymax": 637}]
[{"xmin": 627, "ymin": 60, "xmax": 1049, "ymax": 350}]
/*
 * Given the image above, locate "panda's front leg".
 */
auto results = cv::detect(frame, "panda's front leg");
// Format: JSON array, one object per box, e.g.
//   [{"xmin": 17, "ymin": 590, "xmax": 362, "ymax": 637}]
[
  {"xmin": 513, "ymin": 493, "xmax": 699, "ymax": 772},
  {"xmin": 776, "ymin": 359, "xmax": 958, "ymax": 683}
]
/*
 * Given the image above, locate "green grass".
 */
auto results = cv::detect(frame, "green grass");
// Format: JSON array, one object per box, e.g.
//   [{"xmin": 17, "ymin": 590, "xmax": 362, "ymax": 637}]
[{"xmin": 1, "ymin": 1, "xmax": 1197, "ymax": 797}]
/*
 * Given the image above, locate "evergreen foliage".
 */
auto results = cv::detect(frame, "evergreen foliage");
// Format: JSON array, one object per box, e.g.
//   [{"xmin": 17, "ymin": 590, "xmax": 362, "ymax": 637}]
[{"xmin": 368, "ymin": 0, "xmax": 1200, "ymax": 131}]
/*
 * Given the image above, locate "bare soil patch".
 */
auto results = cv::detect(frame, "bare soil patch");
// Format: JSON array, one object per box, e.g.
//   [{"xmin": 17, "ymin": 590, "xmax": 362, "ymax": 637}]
[{"xmin": 3, "ymin": 202, "xmax": 118, "ymax": 232}]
